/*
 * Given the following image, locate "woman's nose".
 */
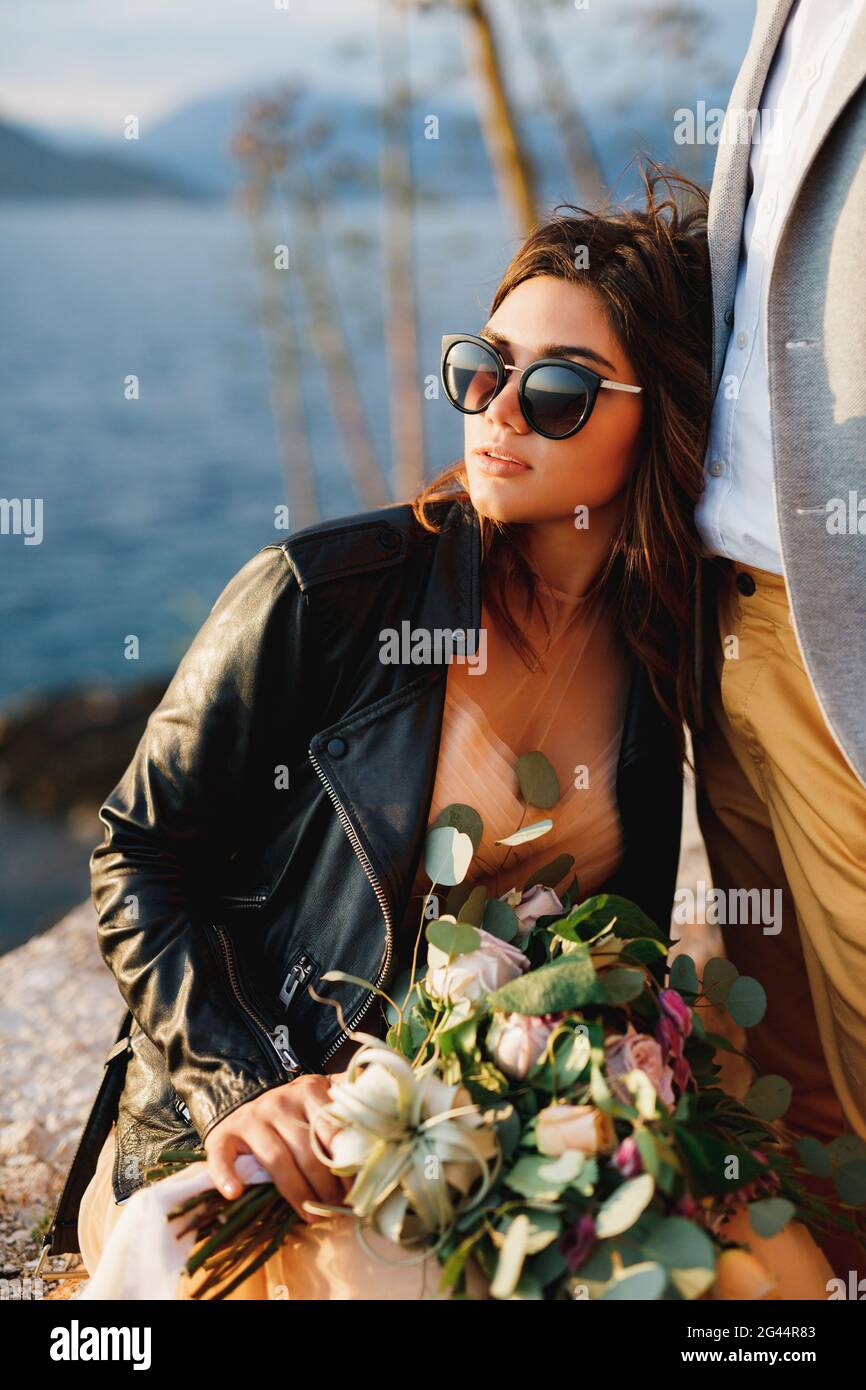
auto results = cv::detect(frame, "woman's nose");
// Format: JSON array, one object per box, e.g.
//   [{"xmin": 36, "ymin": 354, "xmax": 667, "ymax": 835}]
[{"xmin": 484, "ymin": 372, "xmax": 525, "ymax": 432}]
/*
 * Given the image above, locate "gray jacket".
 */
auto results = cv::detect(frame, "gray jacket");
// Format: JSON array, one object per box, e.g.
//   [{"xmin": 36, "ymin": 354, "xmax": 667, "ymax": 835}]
[{"xmin": 703, "ymin": 0, "xmax": 866, "ymax": 788}]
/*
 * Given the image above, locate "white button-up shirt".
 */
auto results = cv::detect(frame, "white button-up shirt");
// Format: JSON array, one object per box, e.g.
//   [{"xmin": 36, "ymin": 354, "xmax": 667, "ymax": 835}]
[{"xmin": 696, "ymin": 0, "xmax": 865, "ymax": 573}]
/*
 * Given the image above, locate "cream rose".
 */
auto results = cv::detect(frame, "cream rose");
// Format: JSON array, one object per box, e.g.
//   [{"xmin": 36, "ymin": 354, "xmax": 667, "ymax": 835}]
[
  {"xmin": 425, "ymin": 927, "xmax": 528, "ymax": 1004},
  {"xmin": 536, "ymin": 1103, "xmax": 616, "ymax": 1157},
  {"xmin": 488, "ymin": 1013, "xmax": 556, "ymax": 1079}
]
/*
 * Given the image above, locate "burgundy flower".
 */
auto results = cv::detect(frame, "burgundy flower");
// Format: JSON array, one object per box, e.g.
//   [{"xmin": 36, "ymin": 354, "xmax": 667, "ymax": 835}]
[
  {"xmin": 560, "ymin": 1213, "xmax": 596, "ymax": 1273},
  {"xmin": 658, "ymin": 988, "xmax": 693, "ymax": 1038}
]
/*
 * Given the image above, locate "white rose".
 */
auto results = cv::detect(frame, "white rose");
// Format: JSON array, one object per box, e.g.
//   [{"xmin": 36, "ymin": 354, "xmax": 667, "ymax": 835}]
[{"xmin": 426, "ymin": 928, "xmax": 528, "ymax": 1004}]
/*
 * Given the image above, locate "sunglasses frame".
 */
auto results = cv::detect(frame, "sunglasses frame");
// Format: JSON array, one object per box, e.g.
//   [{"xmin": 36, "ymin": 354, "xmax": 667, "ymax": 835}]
[{"xmin": 440, "ymin": 332, "xmax": 642, "ymax": 440}]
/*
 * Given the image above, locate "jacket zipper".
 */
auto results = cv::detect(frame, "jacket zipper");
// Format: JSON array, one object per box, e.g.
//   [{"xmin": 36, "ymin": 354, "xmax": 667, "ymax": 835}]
[
  {"xmin": 222, "ymin": 891, "xmax": 269, "ymax": 908},
  {"xmin": 210, "ymin": 924, "xmax": 304, "ymax": 1078},
  {"xmin": 279, "ymin": 953, "xmax": 317, "ymax": 1011},
  {"xmin": 308, "ymin": 748, "xmax": 393, "ymax": 1064}
]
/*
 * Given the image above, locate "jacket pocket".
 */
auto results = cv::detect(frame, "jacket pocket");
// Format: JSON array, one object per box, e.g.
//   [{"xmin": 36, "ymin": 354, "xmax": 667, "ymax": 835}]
[{"xmin": 113, "ymin": 1023, "xmax": 201, "ymax": 1200}]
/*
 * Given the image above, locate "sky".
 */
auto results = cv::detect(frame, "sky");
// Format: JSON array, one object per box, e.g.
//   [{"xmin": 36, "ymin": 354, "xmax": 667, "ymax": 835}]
[{"xmin": 1, "ymin": 0, "xmax": 756, "ymax": 141}]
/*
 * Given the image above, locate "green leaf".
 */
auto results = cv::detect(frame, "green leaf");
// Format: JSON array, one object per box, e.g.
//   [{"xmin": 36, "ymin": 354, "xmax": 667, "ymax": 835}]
[
  {"xmin": 426, "ymin": 919, "xmax": 481, "ymax": 958},
  {"xmin": 643, "ymin": 1216, "xmax": 717, "ymax": 1274},
  {"xmin": 834, "ymin": 1161, "xmax": 866, "ymax": 1206},
  {"xmin": 522, "ymin": 853, "xmax": 574, "ymax": 891},
  {"xmin": 747, "ymin": 1197, "xmax": 795, "ymax": 1239},
  {"xmin": 515, "ymin": 751, "xmax": 560, "ymax": 809},
  {"xmin": 795, "ymin": 1135, "xmax": 832, "ymax": 1178},
  {"xmin": 725, "ymin": 975, "xmax": 767, "ymax": 1028},
  {"xmin": 601, "ymin": 1262, "xmax": 667, "ymax": 1301},
  {"xmin": 702, "ymin": 957, "xmax": 739, "ymax": 1005},
  {"xmin": 601, "ymin": 968, "xmax": 646, "ymax": 1005},
  {"xmin": 743, "ymin": 1075, "xmax": 792, "ymax": 1122},
  {"xmin": 424, "ymin": 825, "xmax": 474, "ymax": 886},
  {"xmin": 827, "ymin": 1134, "xmax": 866, "ymax": 1167},
  {"xmin": 495, "ymin": 819, "xmax": 553, "ymax": 847},
  {"xmin": 490, "ymin": 1213, "xmax": 531, "ymax": 1299},
  {"xmin": 595, "ymin": 1174, "xmax": 656, "ymax": 1238},
  {"xmin": 482, "ymin": 897, "xmax": 520, "ymax": 942},
  {"xmin": 669, "ymin": 953, "xmax": 699, "ymax": 999},
  {"xmin": 490, "ymin": 948, "xmax": 604, "ymax": 1014},
  {"xmin": 432, "ymin": 802, "xmax": 484, "ymax": 851},
  {"xmin": 562, "ymin": 894, "xmax": 667, "ymax": 944},
  {"xmin": 457, "ymin": 884, "xmax": 487, "ymax": 926},
  {"xmin": 505, "ymin": 1151, "xmax": 583, "ymax": 1200}
]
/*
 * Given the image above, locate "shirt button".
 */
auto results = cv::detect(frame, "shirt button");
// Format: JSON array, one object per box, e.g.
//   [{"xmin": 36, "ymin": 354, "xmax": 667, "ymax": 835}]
[
  {"xmin": 735, "ymin": 331, "xmax": 749, "ymax": 349},
  {"xmin": 709, "ymin": 458, "xmax": 725, "ymax": 478},
  {"xmin": 326, "ymin": 737, "xmax": 347, "ymax": 757},
  {"xmin": 736, "ymin": 571, "xmax": 756, "ymax": 596}
]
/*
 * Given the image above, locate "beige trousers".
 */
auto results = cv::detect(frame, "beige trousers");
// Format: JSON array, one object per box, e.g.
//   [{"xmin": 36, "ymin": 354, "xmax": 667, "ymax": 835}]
[{"xmin": 695, "ymin": 559, "xmax": 866, "ymax": 1272}]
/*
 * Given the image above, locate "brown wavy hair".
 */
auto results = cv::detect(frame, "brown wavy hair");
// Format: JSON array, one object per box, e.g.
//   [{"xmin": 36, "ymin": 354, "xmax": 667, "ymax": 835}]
[{"xmin": 410, "ymin": 162, "xmax": 712, "ymax": 762}]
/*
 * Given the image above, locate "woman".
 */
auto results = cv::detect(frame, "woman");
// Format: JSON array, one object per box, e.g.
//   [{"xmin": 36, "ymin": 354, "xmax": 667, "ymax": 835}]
[{"xmin": 47, "ymin": 167, "xmax": 830, "ymax": 1298}]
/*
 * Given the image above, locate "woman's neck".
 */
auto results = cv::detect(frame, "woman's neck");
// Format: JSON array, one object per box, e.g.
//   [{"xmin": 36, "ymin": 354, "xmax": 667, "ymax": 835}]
[{"xmin": 520, "ymin": 495, "xmax": 625, "ymax": 598}]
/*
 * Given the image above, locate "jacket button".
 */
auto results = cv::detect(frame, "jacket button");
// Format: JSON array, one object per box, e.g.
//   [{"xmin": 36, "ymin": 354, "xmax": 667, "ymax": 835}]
[
  {"xmin": 735, "ymin": 571, "xmax": 756, "ymax": 596},
  {"xmin": 326, "ymin": 737, "xmax": 347, "ymax": 757},
  {"xmin": 724, "ymin": 306, "xmax": 734, "ymax": 326},
  {"xmin": 378, "ymin": 529, "xmax": 400, "ymax": 549}
]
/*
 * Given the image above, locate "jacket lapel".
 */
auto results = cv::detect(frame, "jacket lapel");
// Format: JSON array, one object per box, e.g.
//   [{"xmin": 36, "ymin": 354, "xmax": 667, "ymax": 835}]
[{"xmin": 708, "ymin": 0, "xmax": 797, "ymax": 390}]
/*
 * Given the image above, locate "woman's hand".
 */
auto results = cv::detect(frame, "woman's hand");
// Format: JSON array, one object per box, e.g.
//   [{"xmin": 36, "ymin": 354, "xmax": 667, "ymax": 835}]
[{"xmin": 204, "ymin": 1074, "xmax": 347, "ymax": 1223}]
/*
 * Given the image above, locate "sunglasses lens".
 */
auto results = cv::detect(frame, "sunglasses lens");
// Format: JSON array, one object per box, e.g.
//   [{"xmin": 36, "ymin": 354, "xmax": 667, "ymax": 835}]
[
  {"xmin": 443, "ymin": 340, "xmax": 499, "ymax": 412},
  {"xmin": 522, "ymin": 363, "xmax": 590, "ymax": 438}
]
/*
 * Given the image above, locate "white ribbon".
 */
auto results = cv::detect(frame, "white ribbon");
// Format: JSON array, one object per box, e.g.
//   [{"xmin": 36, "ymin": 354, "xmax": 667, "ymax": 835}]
[{"xmin": 81, "ymin": 1153, "xmax": 271, "ymax": 1301}]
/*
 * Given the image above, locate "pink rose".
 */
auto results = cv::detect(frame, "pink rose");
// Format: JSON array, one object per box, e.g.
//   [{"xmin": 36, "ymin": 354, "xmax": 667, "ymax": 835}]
[
  {"xmin": 658, "ymin": 989, "xmax": 693, "ymax": 1037},
  {"xmin": 500, "ymin": 884, "xmax": 564, "ymax": 935},
  {"xmin": 488, "ymin": 1013, "xmax": 556, "ymax": 1079},
  {"xmin": 604, "ymin": 1023, "xmax": 676, "ymax": 1113},
  {"xmin": 614, "ymin": 1135, "xmax": 643, "ymax": 1177}
]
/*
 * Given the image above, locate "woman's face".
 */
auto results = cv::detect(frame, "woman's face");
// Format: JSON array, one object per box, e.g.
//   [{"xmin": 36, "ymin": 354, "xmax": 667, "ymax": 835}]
[{"xmin": 462, "ymin": 275, "xmax": 644, "ymax": 525}]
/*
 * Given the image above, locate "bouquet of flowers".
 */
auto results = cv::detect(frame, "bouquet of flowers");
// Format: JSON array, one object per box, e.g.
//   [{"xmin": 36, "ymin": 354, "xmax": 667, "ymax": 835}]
[{"xmin": 147, "ymin": 755, "xmax": 866, "ymax": 1300}]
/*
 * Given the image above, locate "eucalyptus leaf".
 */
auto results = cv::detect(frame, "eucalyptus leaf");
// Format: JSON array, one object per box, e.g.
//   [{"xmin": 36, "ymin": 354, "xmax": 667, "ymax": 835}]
[
  {"xmin": 490, "ymin": 1213, "xmax": 531, "ymax": 1299},
  {"xmin": 643, "ymin": 1216, "xmax": 717, "ymax": 1273},
  {"xmin": 747, "ymin": 1197, "xmax": 795, "ymax": 1239},
  {"xmin": 601, "ymin": 1261, "xmax": 667, "ymax": 1301},
  {"xmin": 725, "ymin": 975, "xmax": 767, "ymax": 1028},
  {"xmin": 515, "ymin": 750, "xmax": 560, "ymax": 808},
  {"xmin": 795, "ymin": 1135, "xmax": 832, "ymax": 1178},
  {"xmin": 495, "ymin": 819, "xmax": 553, "ymax": 847},
  {"xmin": 595, "ymin": 1174, "xmax": 656, "ymax": 1238},
  {"xmin": 522, "ymin": 853, "xmax": 575, "ymax": 891},
  {"xmin": 426, "ymin": 919, "xmax": 481, "ymax": 958},
  {"xmin": 506, "ymin": 1151, "xmax": 584, "ymax": 1200},
  {"xmin": 702, "ymin": 956, "xmax": 739, "ymax": 1005},
  {"xmin": 424, "ymin": 825, "xmax": 474, "ymax": 886},
  {"xmin": 834, "ymin": 1161, "xmax": 866, "ymax": 1206},
  {"xmin": 432, "ymin": 802, "xmax": 484, "ymax": 851},
  {"xmin": 743, "ymin": 1074, "xmax": 792, "ymax": 1122},
  {"xmin": 669, "ymin": 953, "xmax": 699, "ymax": 999},
  {"xmin": 482, "ymin": 897, "xmax": 520, "ymax": 942},
  {"xmin": 457, "ymin": 884, "xmax": 487, "ymax": 926}
]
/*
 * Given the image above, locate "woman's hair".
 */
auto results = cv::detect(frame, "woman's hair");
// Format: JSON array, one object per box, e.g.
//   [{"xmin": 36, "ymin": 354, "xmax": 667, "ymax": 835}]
[{"xmin": 411, "ymin": 161, "xmax": 712, "ymax": 761}]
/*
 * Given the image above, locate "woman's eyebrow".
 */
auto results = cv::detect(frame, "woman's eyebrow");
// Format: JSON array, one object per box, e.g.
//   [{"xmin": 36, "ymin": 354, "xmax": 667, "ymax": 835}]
[{"xmin": 480, "ymin": 326, "xmax": 616, "ymax": 374}]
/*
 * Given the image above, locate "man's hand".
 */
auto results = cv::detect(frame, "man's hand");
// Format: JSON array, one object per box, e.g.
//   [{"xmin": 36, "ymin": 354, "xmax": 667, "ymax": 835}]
[{"xmin": 204, "ymin": 1074, "xmax": 347, "ymax": 1223}]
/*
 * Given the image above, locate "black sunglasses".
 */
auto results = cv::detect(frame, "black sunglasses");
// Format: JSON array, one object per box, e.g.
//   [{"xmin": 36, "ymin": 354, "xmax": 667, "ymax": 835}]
[{"xmin": 440, "ymin": 332, "xmax": 642, "ymax": 441}]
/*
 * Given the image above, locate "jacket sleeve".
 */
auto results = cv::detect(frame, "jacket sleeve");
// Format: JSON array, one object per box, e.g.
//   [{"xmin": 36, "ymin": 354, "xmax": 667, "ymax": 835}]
[{"xmin": 90, "ymin": 542, "xmax": 307, "ymax": 1140}]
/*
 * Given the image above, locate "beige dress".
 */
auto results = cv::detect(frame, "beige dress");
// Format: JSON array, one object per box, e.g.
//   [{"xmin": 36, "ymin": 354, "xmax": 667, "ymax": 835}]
[{"xmin": 78, "ymin": 578, "xmax": 632, "ymax": 1294}]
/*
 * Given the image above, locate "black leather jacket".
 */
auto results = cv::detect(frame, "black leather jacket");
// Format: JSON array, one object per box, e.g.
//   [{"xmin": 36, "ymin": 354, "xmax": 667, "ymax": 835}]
[{"xmin": 43, "ymin": 496, "xmax": 683, "ymax": 1257}]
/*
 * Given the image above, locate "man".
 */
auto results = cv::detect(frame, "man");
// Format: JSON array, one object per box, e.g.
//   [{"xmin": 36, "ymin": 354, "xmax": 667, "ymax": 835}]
[{"xmin": 694, "ymin": 0, "xmax": 866, "ymax": 1263}]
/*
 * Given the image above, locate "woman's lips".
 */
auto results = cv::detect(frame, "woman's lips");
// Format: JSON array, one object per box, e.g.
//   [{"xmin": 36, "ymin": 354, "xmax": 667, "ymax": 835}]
[{"xmin": 474, "ymin": 449, "xmax": 531, "ymax": 477}]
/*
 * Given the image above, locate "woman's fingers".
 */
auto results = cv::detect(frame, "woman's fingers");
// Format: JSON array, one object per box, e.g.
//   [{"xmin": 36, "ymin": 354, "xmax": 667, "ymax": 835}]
[
  {"xmin": 243, "ymin": 1119, "xmax": 320, "ymax": 1222},
  {"xmin": 204, "ymin": 1131, "xmax": 247, "ymax": 1201}
]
